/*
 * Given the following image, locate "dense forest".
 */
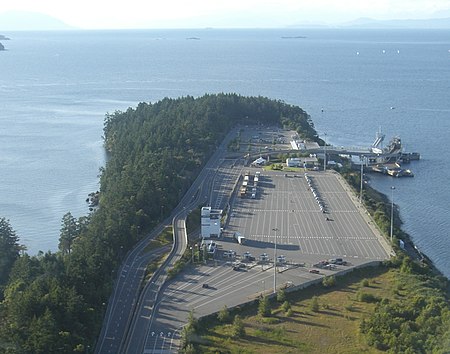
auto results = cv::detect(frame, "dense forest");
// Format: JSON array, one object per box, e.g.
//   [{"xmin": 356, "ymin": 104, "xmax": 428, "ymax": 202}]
[{"xmin": 0, "ymin": 94, "xmax": 317, "ymax": 353}]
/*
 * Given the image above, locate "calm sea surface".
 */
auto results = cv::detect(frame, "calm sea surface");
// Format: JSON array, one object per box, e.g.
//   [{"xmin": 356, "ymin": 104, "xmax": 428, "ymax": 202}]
[{"xmin": 1, "ymin": 29, "xmax": 449, "ymax": 277}]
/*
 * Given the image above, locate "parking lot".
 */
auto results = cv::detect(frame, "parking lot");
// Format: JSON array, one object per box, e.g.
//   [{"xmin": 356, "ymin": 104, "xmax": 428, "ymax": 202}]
[{"xmin": 224, "ymin": 169, "xmax": 390, "ymax": 268}]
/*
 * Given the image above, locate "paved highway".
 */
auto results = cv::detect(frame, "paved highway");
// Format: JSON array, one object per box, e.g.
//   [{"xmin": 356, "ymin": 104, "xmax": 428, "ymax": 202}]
[{"xmin": 96, "ymin": 224, "xmax": 173, "ymax": 354}]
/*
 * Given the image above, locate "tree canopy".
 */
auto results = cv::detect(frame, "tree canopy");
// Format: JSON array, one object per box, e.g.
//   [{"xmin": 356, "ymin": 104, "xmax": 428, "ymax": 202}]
[{"xmin": 0, "ymin": 218, "xmax": 20, "ymax": 289}]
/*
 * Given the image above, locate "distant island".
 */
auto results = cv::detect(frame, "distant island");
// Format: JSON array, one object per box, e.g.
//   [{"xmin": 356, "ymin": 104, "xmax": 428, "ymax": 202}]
[{"xmin": 281, "ymin": 35, "xmax": 306, "ymax": 39}]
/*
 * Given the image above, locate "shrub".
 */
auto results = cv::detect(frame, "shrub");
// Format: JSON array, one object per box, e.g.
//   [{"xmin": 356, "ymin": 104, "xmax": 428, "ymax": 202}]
[
  {"xmin": 357, "ymin": 290, "xmax": 379, "ymax": 303},
  {"xmin": 232, "ymin": 315, "xmax": 245, "ymax": 338},
  {"xmin": 258, "ymin": 295, "xmax": 271, "ymax": 317},
  {"xmin": 310, "ymin": 296, "xmax": 320, "ymax": 312},
  {"xmin": 277, "ymin": 289, "xmax": 286, "ymax": 303},
  {"xmin": 322, "ymin": 275, "xmax": 336, "ymax": 288},
  {"xmin": 217, "ymin": 305, "xmax": 230, "ymax": 323},
  {"xmin": 183, "ymin": 343, "xmax": 196, "ymax": 354},
  {"xmin": 361, "ymin": 278, "xmax": 370, "ymax": 287},
  {"xmin": 345, "ymin": 303, "xmax": 354, "ymax": 312},
  {"xmin": 281, "ymin": 300, "xmax": 291, "ymax": 313}
]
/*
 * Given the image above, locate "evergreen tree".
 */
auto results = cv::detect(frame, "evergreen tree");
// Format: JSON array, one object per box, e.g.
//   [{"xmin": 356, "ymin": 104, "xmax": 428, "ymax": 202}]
[
  {"xmin": 310, "ymin": 296, "xmax": 320, "ymax": 312},
  {"xmin": 0, "ymin": 217, "xmax": 20, "ymax": 286},
  {"xmin": 217, "ymin": 305, "xmax": 230, "ymax": 323},
  {"xmin": 258, "ymin": 295, "xmax": 271, "ymax": 317},
  {"xmin": 232, "ymin": 315, "xmax": 245, "ymax": 338},
  {"xmin": 58, "ymin": 212, "xmax": 78, "ymax": 255},
  {"xmin": 282, "ymin": 300, "xmax": 291, "ymax": 313},
  {"xmin": 277, "ymin": 288, "xmax": 286, "ymax": 303}
]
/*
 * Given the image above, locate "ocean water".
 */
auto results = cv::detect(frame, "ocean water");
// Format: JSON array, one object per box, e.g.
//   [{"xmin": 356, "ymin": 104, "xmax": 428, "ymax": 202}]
[{"xmin": 0, "ymin": 29, "xmax": 449, "ymax": 277}]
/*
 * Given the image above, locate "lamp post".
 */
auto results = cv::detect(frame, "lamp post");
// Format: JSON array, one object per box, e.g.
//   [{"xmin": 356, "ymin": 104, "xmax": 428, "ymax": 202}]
[
  {"xmin": 272, "ymin": 228, "xmax": 278, "ymax": 294},
  {"xmin": 323, "ymin": 133, "xmax": 327, "ymax": 172},
  {"xmin": 190, "ymin": 246, "xmax": 194, "ymax": 264},
  {"xmin": 390, "ymin": 186, "xmax": 395, "ymax": 242},
  {"xmin": 360, "ymin": 156, "xmax": 364, "ymax": 204}
]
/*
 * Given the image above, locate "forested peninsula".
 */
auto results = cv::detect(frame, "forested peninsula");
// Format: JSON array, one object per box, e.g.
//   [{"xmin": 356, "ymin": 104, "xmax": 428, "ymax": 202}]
[
  {"xmin": 0, "ymin": 94, "xmax": 317, "ymax": 352},
  {"xmin": 1, "ymin": 94, "xmax": 448, "ymax": 353}
]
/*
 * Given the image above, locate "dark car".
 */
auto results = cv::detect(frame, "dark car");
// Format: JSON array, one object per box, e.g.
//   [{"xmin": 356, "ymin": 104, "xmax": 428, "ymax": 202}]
[
  {"xmin": 202, "ymin": 283, "xmax": 209, "ymax": 289},
  {"xmin": 309, "ymin": 269, "xmax": 320, "ymax": 274},
  {"xmin": 232, "ymin": 263, "xmax": 246, "ymax": 271},
  {"xmin": 334, "ymin": 258, "xmax": 347, "ymax": 265}
]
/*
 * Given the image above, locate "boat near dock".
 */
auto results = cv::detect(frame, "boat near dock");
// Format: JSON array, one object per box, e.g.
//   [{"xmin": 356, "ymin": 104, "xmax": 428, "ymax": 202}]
[
  {"xmin": 365, "ymin": 131, "xmax": 418, "ymax": 177},
  {"xmin": 370, "ymin": 163, "xmax": 414, "ymax": 177}
]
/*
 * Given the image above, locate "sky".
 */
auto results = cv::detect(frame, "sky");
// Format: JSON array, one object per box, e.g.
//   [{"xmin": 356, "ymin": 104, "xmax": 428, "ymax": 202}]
[{"xmin": 1, "ymin": 0, "xmax": 450, "ymax": 29}]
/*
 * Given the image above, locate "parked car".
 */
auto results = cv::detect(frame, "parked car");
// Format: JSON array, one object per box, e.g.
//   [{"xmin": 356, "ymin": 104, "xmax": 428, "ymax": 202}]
[
  {"xmin": 276, "ymin": 255, "xmax": 286, "ymax": 264},
  {"xmin": 309, "ymin": 269, "xmax": 320, "ymax": 274},
  {"xmin": 232, "ymin": 263, "xmax": 246, "ymax": 271},
  {"xmin": 314, "ymin": 260, "xmax": 329, "ymax": 268},
  {"xmin": 223, "ymin": 250, "xmax": 236, "ymax": 258}
]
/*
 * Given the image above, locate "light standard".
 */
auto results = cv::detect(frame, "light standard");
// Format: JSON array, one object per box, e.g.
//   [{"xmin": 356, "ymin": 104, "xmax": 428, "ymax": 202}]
[
  {"xmin": 390, "ymin": 186, "xmax": 395, "ymax": 242},
  {"xmin": 190, "ymin": 246, "xmax": 194, "ymax": 264},
  {"xmin": 323, "ymin": 133, "xmax": 327, "ymax": 172},
  {"xmin": 360, "ymin": 156, "xmax": 364, "ymax": 204},
  {"xmin": 272, "ymin": 227, "xmax": 278, "ymax": 294}
]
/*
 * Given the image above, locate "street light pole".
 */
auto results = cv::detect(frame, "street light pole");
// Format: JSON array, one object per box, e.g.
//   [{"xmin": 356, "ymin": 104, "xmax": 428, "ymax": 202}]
[
  {"xmin": 390, "ymin": 186, "xmax": 395, "ymax": 243},
  {"xmin": 272, "ymin": 228, "xmax": 278, "ymax": 294},
  {"xmin": 360, "ymin": 156, "xmax": 364, "ymax": 204},
  {"xmin": 323, "ymin": 133, "xmax": 327, "ymax": 172}
]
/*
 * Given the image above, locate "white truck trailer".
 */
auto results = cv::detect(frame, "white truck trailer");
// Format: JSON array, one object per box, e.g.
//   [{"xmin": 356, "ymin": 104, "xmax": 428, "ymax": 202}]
[{"xmin": 233, "ymin": 232, "xmax": 246, "ymax": 244}]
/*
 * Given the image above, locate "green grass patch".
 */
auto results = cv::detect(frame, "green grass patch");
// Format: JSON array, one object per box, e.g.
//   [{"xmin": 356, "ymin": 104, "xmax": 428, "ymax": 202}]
[
  {"xmin": 141, "ymin": 226, "xmax": 173, "ymax": 254},
  {"xmin": 143, "ymin": 252, "xmax": 170, "ymax": 284}
]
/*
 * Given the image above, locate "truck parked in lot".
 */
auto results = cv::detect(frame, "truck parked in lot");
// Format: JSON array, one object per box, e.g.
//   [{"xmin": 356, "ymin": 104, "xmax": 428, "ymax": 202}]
[{"xmin": 234, "ymin": 232, "xmax": 246, "ymax": 244}]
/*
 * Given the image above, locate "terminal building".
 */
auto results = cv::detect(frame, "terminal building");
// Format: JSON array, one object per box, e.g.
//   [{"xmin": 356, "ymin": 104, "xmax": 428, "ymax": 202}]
[
  {"xmin": 201, "ymin": 207, "xmax": 222, "ymax": 238},
  {"xmin": 286, "ymin": 157, "xmax": 319, "ymax": 168}
]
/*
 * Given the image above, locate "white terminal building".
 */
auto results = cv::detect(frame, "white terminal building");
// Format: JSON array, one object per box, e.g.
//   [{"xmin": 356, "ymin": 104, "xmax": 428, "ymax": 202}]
[
  {"xmin": 286, "ymin": 157, "xmax": 319, "ymax": 168},
  {"xmin": 201, "ymin": 207, "xmax": 222, "ymax": 238}
]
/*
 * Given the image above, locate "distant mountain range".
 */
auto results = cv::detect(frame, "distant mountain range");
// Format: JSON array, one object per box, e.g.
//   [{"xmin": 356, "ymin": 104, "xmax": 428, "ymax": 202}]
[
  {"xmin": 1, "ymin": 10, "xmax": 450, "ymax": 31},
  {"xmin": 290, "ymin": 16, "xmax": 450, "ymax": 29},
  {"xmin": 341, "ymin": 17, "xmax": 450, "ymax": 29},
  {"xmin": 0, "ymin": 11, "xmax": 75, "ymax": 31}
]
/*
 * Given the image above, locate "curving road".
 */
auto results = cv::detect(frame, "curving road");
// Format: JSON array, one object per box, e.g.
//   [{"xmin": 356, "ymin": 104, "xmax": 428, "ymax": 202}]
[{"xmin": 96, "ymin": 128, "xmax": 239, "ymax": 354}]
